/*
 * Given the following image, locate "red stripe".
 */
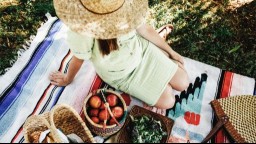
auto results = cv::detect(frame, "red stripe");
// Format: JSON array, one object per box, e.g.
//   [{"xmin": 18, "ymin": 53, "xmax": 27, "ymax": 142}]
[
  {"xmin": 11, "ymin": 52, "xmax": 71, "ymax": 143},
  {"xmin": 91, "ymin": 75, "xmax": 103, "ymax": 92},
  {"xmin": 12, "ymin": 85, "xmax": 56, "ymax": 143},
  {"xmin": 216, "ymin": 71, "xmax": 233, "ymax": 143},
  {"xmin": 11, "ymin": 128, "xmax": 23, "ymax": 143},
  {"xmin": 79, "ymin": 76, "xmax": 98, "ymax": 116},
  {"xmin": 12, "ymin": 84, "xmax": 56, "ymax": 142},
  {"xmin": 59, "ymin": 51, "xmax": 71, "ymax": 72},
  {"xmin": 33, "ymin": 85, "xmax": 55, "ymax": 115},
  {"xmin": 80, "ymin": 75, "xmax": 103, "ymax": 119},
  {"xmin": 220, "ymin": 71, "xmax": 233, "ymax": 99}
]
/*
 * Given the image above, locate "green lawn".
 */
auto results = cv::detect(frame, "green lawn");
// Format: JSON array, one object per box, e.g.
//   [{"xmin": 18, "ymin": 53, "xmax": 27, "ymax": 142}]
[
  {"xmin": 0, "ymin": 0, "xmax": 55, "ymax": 74},
  {"xmin": 0, "ymin": 0, "xmax": 255, "ymax": 78}
]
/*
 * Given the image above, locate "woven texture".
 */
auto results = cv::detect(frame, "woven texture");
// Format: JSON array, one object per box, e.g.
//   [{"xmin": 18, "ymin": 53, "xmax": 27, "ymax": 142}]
[
  {"xmin": 80, "ymin": 0, "xmax": 125, "ymax": 14},
  {"xmin": 53, "ymin": 0, "xmax": 148, "ymax": 39},
  {"xmin": 23, "ymin": 104, "xmax": 95, "ymax": 143},
  {"xmin": 83, "ymin": 89, "xmax": 128, "ymax": 137},
  {"xmin": 50, "ymin": 104, "xmax": 95, "ymax": 143},
  {"xmin": 1, "ymin": 18, "xmax": 255, "ymax": 143},
  {"xmin": 23, "ymin": 115, "xmax": 54, "ymax": 143},
  {"xmin": 211, "ymin": 95, "xmax": 256, "ymax": 143}
]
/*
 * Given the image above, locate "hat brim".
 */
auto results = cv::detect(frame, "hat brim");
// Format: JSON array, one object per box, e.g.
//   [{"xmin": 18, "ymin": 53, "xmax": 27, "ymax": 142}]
[{"xmin": 54, "ymin": 0, "xmax": 149, "ymax": 39}]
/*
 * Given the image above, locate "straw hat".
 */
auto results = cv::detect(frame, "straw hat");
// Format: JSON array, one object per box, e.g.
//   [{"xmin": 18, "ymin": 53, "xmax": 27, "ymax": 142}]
[{"xmin": 53, "ymin": 0, "xmax": 149, "ymax": 39}]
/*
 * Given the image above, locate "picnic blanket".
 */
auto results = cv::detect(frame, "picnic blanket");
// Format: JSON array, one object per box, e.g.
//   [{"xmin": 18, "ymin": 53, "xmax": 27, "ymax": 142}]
[{"xmin": 0, "ymin": 16, "xmax": 255, "ymax": 143}]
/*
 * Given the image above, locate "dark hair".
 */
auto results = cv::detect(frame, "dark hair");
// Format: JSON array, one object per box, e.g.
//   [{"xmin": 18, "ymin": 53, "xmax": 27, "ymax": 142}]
[{"xmin": 98, "ymin": 39, "xmax": 119, "ymax": 56}]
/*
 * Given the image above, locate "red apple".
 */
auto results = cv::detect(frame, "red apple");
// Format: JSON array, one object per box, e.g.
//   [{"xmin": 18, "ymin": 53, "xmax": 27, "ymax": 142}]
[
  {"xmin": 98, "ymin": 110, "xmax": 110, "ymax": 121},
  {"xmin": 99, "ymin": 122, "xmax": 104, "ymax": 126},
  {"xmin": 111, "ymin": 106, "xmax": 124, "ymax": 118},
  {"xmin": 107, "ymin": 94, "xmax": 118, "ymax": 107},
  {"xmin": 89, "ymin": 109, "xmax": 99, "ymax": 117},
  {"xmin": 89, "ymin": 95, "xmax": 102, "ymax": 108},
  {"xmin": 91, "ymin": 117, "xmax": 100, "ymax": 124},
  {"xmin": 99, "ymin": 103, "xmax": 105, "ymax": 110},
  {"xmin": 108, "ymin": 118, "xmax": 116, "ymax": 125}
]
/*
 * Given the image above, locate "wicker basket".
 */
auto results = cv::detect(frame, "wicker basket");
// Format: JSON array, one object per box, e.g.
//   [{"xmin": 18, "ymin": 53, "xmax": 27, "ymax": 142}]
[
  {"xmin": 23, "ymin": 115, "xmax": 55, "ymax": 143},
  {"xmin": 83, "ymin": 89, "xmax": 128, "ymax": 137},
  {"xmin": 202, "ymin": 95, "xmax": 256, "ymax": 143},
  {"xmin": 49, "ymin": 104, "xmax": 95, "ymax": 143}
]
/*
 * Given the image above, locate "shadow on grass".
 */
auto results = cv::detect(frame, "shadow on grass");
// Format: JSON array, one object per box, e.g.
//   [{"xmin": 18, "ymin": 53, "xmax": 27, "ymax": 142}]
[
  {"xmin": 0, "ymin": 0, "xmax": 56, "ymax": 75},
  {"xmin": 148, "ymin": 0, "xmax": 255, "ymax": 78},
  {"xmin": 0, "ymin": 0, "xmax": 255, "ymax": 78}
]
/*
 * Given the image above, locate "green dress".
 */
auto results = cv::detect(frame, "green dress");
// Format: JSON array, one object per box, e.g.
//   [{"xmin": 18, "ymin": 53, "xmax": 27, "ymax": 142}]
[{"xmin": 67, "ymin": 28, "xmax": 178, "ymax": 106}]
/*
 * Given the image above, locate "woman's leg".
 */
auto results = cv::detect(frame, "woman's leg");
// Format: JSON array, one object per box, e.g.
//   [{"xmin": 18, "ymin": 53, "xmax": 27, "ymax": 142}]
[
  {"xmin": 157, "ymin": 43, "xmax": 189, "ymax": 91},
  {"xmin": 169, "ymin": 67, "xmax": 189, "ymax": 91},
  {"xmin": 154, "ymin": 68, "xmax": 189, "ymax": 109},
  {"xmin": 153, "ymin": 24, "xmax": 189, "ymax": 109},
  {"xmin": 154, "ymin": 85, "xmax": 176, "ymax": 109}
]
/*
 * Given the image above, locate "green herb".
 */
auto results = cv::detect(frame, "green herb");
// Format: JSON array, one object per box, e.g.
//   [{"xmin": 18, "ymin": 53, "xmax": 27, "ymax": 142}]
[{"xmin": 130, "ymin": 115, "xmax": 167, "ymax": 143}]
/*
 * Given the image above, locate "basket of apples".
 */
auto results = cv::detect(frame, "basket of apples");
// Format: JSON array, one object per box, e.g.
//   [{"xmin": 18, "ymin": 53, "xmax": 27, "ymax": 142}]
[{"xmin": 83, "ymin": 89, "xmax": 127, "ymax": 137}]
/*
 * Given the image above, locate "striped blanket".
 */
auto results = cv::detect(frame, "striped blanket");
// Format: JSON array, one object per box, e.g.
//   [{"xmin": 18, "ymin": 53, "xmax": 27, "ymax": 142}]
[{"xmin": 0, "ymin": 16, "xmax": 255, "ymax": 143}]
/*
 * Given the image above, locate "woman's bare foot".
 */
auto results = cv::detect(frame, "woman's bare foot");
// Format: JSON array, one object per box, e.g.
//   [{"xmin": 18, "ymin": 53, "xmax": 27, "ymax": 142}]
[{"xmin": 156, "ymin": 24, "xmax": 174, "ymax": 41}]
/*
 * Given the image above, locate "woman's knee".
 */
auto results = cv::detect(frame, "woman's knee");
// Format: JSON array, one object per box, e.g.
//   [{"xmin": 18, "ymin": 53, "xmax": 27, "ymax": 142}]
[
  {"xmin": 154, "ymin": 85, "xmax": 176, "ymax": 109},
  {"xmin": 170, "ymin": 67, "xmax": 189, "ymax": 91}
]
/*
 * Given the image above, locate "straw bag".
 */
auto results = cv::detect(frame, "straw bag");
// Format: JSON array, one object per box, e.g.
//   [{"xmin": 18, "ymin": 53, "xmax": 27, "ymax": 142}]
[
  {"xmin": 202, "ymin": 95, "xmax": 256, "ymax": 143},
  {"xmin": 23, "ymin": 104, "xmax": 95, "ymax": 143},
  {"xmin": 23, "ymin": 114, "xmax": 55, "ymax": 143},
  {"xmin": 49, "ymin": 104, "xmax": 95, "ymax": 143}
]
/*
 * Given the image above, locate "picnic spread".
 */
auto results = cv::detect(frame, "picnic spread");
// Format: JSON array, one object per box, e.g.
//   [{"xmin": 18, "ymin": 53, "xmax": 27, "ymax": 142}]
[{"xmin": 0, "ymin": 16, "xmax": 255, "ymax": 143}]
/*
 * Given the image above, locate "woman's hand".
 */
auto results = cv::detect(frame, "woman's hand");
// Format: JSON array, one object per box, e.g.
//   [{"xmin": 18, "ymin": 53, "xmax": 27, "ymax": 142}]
[
  {"xmin": 49, "ymin": 56, "xmax": 84, "ymax": 86},
  {"xmin": 168, "ymin": 50, "xmax": 185, "ymax": 70},
  {"xmin": 169, "ymin": 50, "xmax": 184, "ymax": 65},
  {"xmin": 49, "ymin": 71, "xmax": 71, "ymax": 86},
  {"xmin": 160, "ymin": 48, "xmax": 185, "ymax": 70}
]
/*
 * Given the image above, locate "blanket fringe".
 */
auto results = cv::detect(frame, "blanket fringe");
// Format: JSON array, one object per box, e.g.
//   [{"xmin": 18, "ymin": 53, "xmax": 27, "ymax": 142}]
[
  {"xmin": 2, "ymin": 35, "xmax": 36, "ymax": 75},
  {"xmin": 1, "ymin": 13, "xmax": 52, "ymax": 76}
]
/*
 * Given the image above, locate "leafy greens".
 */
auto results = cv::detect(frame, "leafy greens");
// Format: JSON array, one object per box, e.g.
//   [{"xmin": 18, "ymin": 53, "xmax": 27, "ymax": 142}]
[{"xmin": 130, "ymin": 115, "xmax": 167, "ymax": 143}]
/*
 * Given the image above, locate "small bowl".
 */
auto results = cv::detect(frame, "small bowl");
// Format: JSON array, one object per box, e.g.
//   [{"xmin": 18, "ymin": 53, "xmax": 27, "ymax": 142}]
[
  {"xmin": 117, "ymin": 105, "xmax": 174, "ymax": 143},
  {"xmin": 83, "ymin": 89, "xmax": 127, "ymax": 137}
]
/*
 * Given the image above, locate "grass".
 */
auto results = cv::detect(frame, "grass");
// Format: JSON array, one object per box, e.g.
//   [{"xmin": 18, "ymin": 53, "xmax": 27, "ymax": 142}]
[
  {"xmin": 0, "ymin": 0, "xmax": 55, "ymax": 74},
  {"xmin": 0, "ymin": 0, "xmax": 255, "ymax": 78},
  {"xmin": 148, "ymin": 0, "xmax": 255, "ymax": 78}
]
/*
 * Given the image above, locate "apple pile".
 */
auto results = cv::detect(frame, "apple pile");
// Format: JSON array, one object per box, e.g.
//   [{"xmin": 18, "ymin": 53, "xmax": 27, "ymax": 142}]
[{"xmin": 87, "ymin": 93, "xmax": 124, "ymax": 126}]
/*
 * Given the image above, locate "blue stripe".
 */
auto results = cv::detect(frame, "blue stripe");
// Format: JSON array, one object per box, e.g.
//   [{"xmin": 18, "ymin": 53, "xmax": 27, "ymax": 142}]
[
  {"xmin": 17, "ymin": 86, "xmax": 65, "ymax": 143},
  {"xmin": 51, "ymin": 87, "xmax": 65, "ymax": 108},
  {"xmin": 0, "ymin": 19, "xmax": 63, "ymax": 141},
  {"xmin": 39, "ymin": 86, "xmax": 58, "ymax": 114},
  {"xmin": 13, "ymin": 50, "xmax": 71, "ymax": 142},
  {"xmin": 0, "ymin": 19, "xmax": 60, "ymax": 100},
  {"xmin": 40, "ymin": 58, "xmax": 71, "ymax": 113},
  {"xmin": 14, "ymin": 52, "xmax": 71, "ymax": 143},
  {"xmin": 50, "ymin": 59, "xmax": 71, "ymax": 108},
  {"xmin": 0, "ymin": 20, "xmax": 61, "ymax": 117}
]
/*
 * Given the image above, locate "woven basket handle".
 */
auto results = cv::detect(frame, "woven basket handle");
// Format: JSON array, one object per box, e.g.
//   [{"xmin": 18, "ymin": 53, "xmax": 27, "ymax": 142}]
[{"xmin": 202, "ymin": 115, "xmax": 229, "ymax": 143}]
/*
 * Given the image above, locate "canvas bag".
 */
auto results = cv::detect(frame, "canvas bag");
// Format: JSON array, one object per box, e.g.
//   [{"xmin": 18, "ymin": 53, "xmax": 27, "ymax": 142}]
[{"xmin": 202, "ymin": 95, "xmax": 256, "ymax": 143}]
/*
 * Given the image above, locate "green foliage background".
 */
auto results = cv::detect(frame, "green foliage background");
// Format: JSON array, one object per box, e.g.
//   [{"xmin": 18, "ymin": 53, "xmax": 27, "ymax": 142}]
[{"xmin": 0, "ymin": 0, "xmax": 255, "ymax": 78}]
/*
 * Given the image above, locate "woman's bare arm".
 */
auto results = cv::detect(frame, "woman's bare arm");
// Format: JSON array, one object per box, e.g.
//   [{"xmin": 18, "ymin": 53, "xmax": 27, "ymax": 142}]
[
  {"xmin": 49, "ymin": 56, "xmax": 84, "ymax": 86},
  {"xmin": 136, "ymin": 24, "xmax": 184, "ymax": 65}
]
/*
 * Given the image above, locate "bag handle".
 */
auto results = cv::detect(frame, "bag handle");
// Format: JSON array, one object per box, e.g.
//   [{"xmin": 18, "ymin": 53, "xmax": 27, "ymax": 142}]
[{"xmin": 202, "ymin": 115, "xmax": 229, "ymax": 143}]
